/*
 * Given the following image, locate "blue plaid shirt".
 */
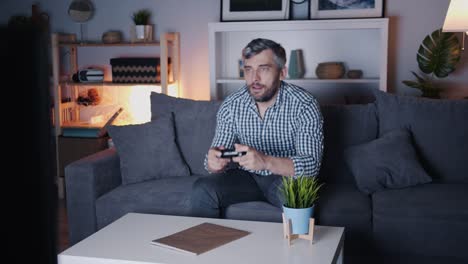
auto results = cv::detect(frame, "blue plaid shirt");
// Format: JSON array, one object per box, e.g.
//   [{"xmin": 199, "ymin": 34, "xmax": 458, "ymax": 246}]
[{"xmin": 206, "ymin": 81, "xmax": 324, "ymax": 177}]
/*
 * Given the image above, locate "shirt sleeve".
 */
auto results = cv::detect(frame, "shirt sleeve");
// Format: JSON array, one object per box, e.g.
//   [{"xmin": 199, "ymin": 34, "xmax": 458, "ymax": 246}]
[
  {"xmin": 290, "ymin": 98, "xmax": 324, "ymax": 177},
  {"xmin": 204, "ymin": 101, "xmax": 237, "ymax": 173}
]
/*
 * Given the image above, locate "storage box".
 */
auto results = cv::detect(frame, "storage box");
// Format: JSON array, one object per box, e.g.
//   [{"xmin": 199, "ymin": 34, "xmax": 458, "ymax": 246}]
[{"xmin": 110, "ymin": 57, "xmax": 171, "ymax": 83}]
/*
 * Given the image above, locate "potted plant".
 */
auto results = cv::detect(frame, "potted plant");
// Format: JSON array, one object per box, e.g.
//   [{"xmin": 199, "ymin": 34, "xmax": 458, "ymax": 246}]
[
  {"xmin": 402, "ymin": 28, "xmax": 461, "ymax": 98},
  {"xmin": 132, "ymin": 9, "xmax": 152, "ymax": 41},
  {"xmin": 279, "ymin": 175, "xmax": 323, "ymax": 235}
]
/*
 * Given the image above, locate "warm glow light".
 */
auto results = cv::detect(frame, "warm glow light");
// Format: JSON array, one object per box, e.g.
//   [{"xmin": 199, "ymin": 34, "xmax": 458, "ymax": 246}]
[
  {"xmin": 167, "ymin": 84, "xmax": 179, "ymax": 97},
  {"xmin": 126, "ymin": 85, "xmax": 158, "ymax": 124},
  {"xmin": 113, "ymin": 84, "xmax": 179, "ymax": 125},
  {"xmin": 442, "ymin": 0, "xmax": 468, "ymax": 32}
]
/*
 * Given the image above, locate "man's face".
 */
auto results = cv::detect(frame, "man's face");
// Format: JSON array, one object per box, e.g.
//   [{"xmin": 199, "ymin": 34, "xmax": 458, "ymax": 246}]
[{"xmin": 243, "ymin": 49, "xmax": 286, "ymax": 103}]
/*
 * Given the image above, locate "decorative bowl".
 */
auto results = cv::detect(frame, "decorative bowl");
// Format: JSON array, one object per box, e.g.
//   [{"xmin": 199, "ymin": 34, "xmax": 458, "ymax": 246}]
[{"xmin": 315, "ymin": 62, "xmax": 345, "ymax": 79}]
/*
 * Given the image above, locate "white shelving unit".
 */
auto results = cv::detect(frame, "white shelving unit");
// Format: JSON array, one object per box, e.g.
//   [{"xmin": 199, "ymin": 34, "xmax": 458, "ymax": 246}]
[{"xmin": 209, "ymin": 19, "xmax": 388, "ymax": 101}]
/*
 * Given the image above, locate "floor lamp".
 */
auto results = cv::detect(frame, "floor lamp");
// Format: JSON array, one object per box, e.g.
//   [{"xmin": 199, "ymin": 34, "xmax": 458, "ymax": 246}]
[{"xmin": 442, "ymin": 0, "xmax": 468, "ymax": 51}]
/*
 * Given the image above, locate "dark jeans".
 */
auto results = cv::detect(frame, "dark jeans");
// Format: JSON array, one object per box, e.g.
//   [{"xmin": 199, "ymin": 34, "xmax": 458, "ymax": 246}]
[{"xmin": 190, "ymin": 169, "xmax": 283, "ymax": 218}]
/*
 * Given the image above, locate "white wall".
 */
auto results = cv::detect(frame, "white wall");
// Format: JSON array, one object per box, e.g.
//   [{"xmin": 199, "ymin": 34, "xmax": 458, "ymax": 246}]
[{"xmin": 1, "ymin": 0, "xmax": 467, "ymax": 100}]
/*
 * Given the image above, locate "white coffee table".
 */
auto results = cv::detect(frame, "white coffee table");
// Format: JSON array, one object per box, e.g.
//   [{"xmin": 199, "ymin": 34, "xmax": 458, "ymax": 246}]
[{"xmin": 59, "ymin": 213, "xmax": 344, "ymax": 264}]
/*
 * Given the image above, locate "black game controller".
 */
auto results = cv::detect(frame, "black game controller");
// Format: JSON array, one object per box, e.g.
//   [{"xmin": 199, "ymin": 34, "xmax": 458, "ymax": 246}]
[{"xmin": 220, "ymin": 149, "xmax": 247, "ymax": 158}]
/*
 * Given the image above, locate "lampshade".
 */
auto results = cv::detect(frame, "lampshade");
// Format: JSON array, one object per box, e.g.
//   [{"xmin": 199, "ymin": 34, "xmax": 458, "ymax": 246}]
[{"xmin": 442, "ymin": 0, "xmax": 468, "ymax": 33}]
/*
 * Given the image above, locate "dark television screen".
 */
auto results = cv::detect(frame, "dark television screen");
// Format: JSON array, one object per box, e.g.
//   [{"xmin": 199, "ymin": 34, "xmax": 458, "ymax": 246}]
[
  {"xmin": 230, "ymin": 0, "xmax": 282, "ymax": 12},
  {"xmin": 2, "ymin": 23, "xmax": 57, "ymax": 264}
]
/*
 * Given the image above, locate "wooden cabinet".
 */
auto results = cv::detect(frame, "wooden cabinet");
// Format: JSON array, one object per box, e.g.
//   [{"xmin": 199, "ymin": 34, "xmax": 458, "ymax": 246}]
[
  {"xmin": 208, "ymin": 19, "xmax": 388, "ymax": 102},
  {"xmin": 57, "ymin": 136, "xmax": 109, "ymax": 177},
  {"xmin": 51, "ymin": 32, "xmax": 180, "ymax": 198}
]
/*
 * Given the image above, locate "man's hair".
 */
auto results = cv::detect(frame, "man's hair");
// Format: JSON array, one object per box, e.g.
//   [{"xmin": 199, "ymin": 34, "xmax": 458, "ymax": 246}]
[{"xmin": 242, "ymin": 38, "xmax": 286, "ymax": 69}]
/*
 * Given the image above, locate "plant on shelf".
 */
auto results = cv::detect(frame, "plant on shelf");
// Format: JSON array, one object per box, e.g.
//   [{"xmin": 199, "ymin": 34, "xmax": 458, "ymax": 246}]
[
  {"xmin": 278, "ymin": 175, "xmax": 323, "ymax": 235},
  {"xmin": 402, "ymin": 28, "xmax": 461, "ymax": 98},
  {"xmin": 131, "ymin": 9, "xmax": 152, "ymax": 41},
  {"xmin": 132, "ymin": 9, "xmax": 151, "ymax": 25}
]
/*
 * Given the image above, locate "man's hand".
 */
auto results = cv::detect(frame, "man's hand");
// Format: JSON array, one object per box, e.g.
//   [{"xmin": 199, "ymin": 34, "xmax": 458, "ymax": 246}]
[
  {"xmin": 207, "ymin": 146, "xmax": 230, "ymax": 173},
  {"xmin": 232, "ymin": 143, "xmax": 268, "ymax": 171},
  {"xmin": 232, "ymin": 143, "xmax": 295, "ymax": 176}
]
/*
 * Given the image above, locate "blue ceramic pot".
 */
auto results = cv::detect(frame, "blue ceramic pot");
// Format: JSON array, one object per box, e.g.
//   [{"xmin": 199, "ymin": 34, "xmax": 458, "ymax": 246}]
[{"xmin": 283, "ymin": 205, "xmax": 314, "ymax": 234}]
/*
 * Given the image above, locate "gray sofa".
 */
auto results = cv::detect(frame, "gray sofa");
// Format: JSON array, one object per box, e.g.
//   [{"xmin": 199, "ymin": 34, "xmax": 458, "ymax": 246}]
[{"xmin": 65, "ymin": 90, "xmax": 468, "ymax": 263}]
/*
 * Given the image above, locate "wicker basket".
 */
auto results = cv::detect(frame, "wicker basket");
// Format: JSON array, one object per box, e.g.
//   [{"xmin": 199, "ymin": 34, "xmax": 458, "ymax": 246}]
[
  {"xmin": 102, "ymin": 31, "xmax": 122, "ymax": 44},
  {"xmin": 315, "ymin": 62, "xmax": 345, "ymax": 79}
]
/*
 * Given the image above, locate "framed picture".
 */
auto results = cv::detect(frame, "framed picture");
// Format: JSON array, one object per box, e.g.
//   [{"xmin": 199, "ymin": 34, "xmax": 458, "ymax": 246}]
[
  {"xmin": 310, "ymin": 0, "xmax": 384, "ymax": 19},
  {"xmin": 221, "ymin": 0, "xmax": 290, "ymax": 22}
]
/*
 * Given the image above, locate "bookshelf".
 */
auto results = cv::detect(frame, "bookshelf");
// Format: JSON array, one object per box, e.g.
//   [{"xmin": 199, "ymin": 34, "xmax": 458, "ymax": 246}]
[{"xmin": 51, "ymin": 32, "xmax": 180, "ymax": 198}]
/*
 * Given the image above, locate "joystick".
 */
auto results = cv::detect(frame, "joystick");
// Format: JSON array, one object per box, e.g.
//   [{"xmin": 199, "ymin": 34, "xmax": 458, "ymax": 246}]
[{"xmin": 220, "ymin": 149, "xmax": 247, "ymax": 158}]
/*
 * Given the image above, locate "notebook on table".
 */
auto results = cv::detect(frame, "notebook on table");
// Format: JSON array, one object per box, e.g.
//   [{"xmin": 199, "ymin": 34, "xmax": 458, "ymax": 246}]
[{"xmin": 151, "ymin": 222, "xmax": 250, "ymax": 255}]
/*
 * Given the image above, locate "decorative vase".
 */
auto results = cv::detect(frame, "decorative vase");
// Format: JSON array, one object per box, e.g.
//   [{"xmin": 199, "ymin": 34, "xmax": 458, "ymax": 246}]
[
  {"xmin": 144, "ymin": 25, "xmax": 153, "ymax": 41},
  {"xmin": 288, "ymin": 49, "xmax": 305, "ymax": 79},
  {"xmin": 134, "ymin": 25, "xmax": 153, "ymax": 42},
  {"xmin": 282, "ymin": 205, "xmax": 314, "ymax": 234}
]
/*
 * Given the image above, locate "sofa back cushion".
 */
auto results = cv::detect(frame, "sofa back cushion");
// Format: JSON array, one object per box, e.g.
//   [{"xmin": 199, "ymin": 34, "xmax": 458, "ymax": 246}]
[
  {"xmin": 151, "ymin": 92, "xmax": 222, "ymax": 175},
  {"xmin": 108, "ymin": 114, "xmax": 190, "ymax": 185},
  {"xmin": 319, "ymin": 103, "xmax": 378, "ymax": 184},
  {"xmin": 373, "ymin": 90, "xmax": 468, "ymax": 183},
  {"xmin": 151, "ymin": 93, "xmax": 197, "ymax": 120}
]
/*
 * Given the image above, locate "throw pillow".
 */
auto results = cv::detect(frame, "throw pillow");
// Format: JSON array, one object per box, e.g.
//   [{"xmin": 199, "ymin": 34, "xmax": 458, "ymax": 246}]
[
  {"xmin": 107, "ymin": 114, "xmax": 190, "ymax": 185},
  {"xmin": 344, "ymin": 128, "xmax": 432, "ymax": 194}
]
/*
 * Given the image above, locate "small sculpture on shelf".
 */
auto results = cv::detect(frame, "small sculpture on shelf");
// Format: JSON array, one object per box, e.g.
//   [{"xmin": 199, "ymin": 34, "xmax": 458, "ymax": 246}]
[
  {"xmin": 76, "ymin": 88, "xmax": 101, "ymax": 106},
  {"xmin": 347, "ymin": 69, "xmax": 363, "ymax": 79},
  {"xmin": 102, "ymin": 30, "xmax": 122, "ymax": 44}
]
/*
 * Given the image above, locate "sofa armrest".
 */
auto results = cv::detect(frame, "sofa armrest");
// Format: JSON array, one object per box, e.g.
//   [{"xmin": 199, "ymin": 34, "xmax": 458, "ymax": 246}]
[{"xmin": 65, "ymin": 147, "xmax": 122, "ymax": 245}]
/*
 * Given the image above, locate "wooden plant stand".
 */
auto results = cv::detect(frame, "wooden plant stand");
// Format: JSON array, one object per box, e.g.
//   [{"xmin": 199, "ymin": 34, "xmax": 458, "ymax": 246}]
[{"xmin": 282, "ymin": 213, "xmax": 315, "ymax": 246}]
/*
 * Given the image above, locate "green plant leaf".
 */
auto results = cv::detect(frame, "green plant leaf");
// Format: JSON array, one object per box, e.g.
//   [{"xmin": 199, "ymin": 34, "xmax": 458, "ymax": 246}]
[
  {"xmin": 416, "ymin": 29, "xmax": 461, "ymax": 78},
  {"xmin": 410, "ymin": 71, "xmax": 425, "ymax": 83},
  {"xmin": 132, "ymin": 9, "xmax": 151, "ymax": 25},
  {"xmin": 402, "ymin": 80, "xmax": 422, "ymax": 89},
  {"xmin": 278, "ymin": 175, "xmax": 323, "ymax": 209}
]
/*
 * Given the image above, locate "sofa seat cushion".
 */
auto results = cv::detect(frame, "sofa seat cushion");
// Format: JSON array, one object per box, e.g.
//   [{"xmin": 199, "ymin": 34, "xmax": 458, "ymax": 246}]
[
  {"xmin": 316, "ymin": 184, "xmax": 374, "ymax": 256},
  {"xmin": 224, "ymin": 201, "xmax": 282, "ymax": 222},
  {"xmin": 373, "ymin": 90, "xmax": 468, "ymax": 183},
  {"xmin": 373, "ymin": 183, "xmax": 468, "ymax": 260},
  {"xmin": 96, "ymin": 176, "xmax": 201, "ymax": 229}
]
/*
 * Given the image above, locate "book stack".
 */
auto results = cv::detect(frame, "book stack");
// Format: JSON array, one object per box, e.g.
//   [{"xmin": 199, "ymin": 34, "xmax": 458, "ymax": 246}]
[{"xmin": 62, "ymin": 107, "xmax": 123, "ymax": 138}]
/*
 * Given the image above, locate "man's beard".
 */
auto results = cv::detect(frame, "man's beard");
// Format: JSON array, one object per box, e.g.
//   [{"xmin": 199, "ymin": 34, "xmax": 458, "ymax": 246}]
[{"xmin": 249, "ymin": 82, "xmax": 279, "ymax": 102}]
